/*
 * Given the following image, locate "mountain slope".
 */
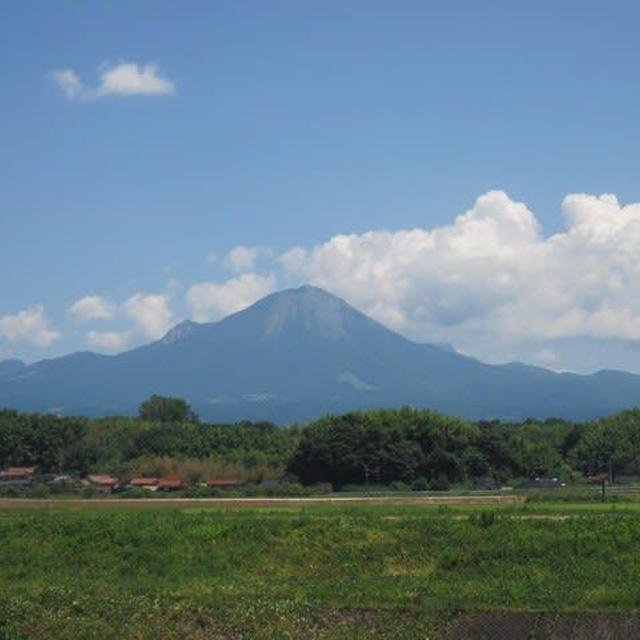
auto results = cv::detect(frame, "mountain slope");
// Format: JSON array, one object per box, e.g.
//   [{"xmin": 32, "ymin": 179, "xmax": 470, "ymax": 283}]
[
  {"xmin": 0, "ymin": 359, "xmax": 26, "ymax": 380},
  {"xmin": 1, "ymin": 286, "xmax": 639, "ymax": 422}
]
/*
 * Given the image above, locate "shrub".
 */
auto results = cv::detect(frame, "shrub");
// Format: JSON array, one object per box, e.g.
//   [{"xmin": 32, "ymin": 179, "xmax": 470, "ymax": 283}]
[
  {"xmin": 0, "ymin": 484, "xmax": 24, "ymax": 497},
  {"xmin": 29, "ymin": 483, "xmax": 51, "ymax": 498},
  {"xmin": 429, "ymin": 474, "xmax": 450, "ymax": 491},
  {"xmin": 389, "ymin": 481, "xmax": 411, "ymax": 492},
  {"xmin": 411, "ymin": 477, "xmax": 429, "ymax": 491},
  {"xmin": 477, "ymin": 510, "xmax": 498, "ymax": 528},
  {"xmin": 182, "ymin": 485, "xmax": 212, "ymax": 498},
  {"xmin": 119, "ymin": 487, "xmax": 149, "ymax": 499}
]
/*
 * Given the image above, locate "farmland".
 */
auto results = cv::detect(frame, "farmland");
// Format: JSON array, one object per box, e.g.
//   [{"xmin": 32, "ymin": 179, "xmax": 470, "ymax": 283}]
[
  {"xmin": 2, "ymin": 500, "xmax": 640, "ymax": 639},
  {"xmin": 3, "ymin": 404, "xmax": 640, "ymax": 637}
]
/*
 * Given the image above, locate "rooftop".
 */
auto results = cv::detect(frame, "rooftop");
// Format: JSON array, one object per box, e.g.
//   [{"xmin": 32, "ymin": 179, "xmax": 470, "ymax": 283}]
[
  {"xmin": 0, "ymin": 466, "xmax": 37, "ymax": 478},
  {"xmin": 129, "ymin": 477, "xmax": 159, "ymax": 486},
  {"xmin": 87, "ymin": 474, "xmax": 118, "ymax": 486}
]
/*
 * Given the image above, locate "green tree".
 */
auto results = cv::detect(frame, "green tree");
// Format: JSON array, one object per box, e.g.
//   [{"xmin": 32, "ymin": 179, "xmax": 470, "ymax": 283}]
[{"xmin": 138, "ymin": 395, "xmax": 198, "ymax": 423}]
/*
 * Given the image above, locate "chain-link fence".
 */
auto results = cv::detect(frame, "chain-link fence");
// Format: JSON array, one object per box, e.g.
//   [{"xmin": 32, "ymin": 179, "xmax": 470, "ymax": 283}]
[{"xmin": 442, "ymin": 611, "xmax": 640, "ymax": 640}]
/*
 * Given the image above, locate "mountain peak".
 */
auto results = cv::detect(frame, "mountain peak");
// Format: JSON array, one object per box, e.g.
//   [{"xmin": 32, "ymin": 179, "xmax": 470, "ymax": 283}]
[
  {"xmin": 268, "ymin": 284, "xmax": 340, "ymax": 300},
  {"xmin": 4, "ymin": 285, "xmax": 640, "ymax": 422},
  {"xmin": 160, "ymin": 319, "xmax": 200, "ymax": 345},
  {"xmin": 255, "ymin": 285, "xmax": 357, "ymax": 340}
]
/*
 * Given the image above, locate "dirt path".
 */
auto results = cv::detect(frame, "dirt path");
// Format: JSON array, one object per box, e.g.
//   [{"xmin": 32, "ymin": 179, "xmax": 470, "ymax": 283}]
[{"xmin": 0, "ymin": 494, "xmax": 524, "ymax": 509}]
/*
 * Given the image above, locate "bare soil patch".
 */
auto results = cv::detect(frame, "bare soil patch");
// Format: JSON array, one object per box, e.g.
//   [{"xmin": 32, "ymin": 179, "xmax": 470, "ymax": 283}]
[{"xmin": 446, "ymin": 611, "xmax": 640, "ymax": 640}]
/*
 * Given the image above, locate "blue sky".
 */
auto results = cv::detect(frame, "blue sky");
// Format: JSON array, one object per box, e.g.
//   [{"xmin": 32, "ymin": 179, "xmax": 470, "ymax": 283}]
[{"xmin": 2, "ymin": 1, "xmax": 640, "ymax": 372}]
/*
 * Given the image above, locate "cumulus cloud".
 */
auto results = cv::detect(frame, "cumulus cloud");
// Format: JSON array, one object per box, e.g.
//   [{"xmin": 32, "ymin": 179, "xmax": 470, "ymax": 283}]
[
  {"xmin": 53, "ymin": 61, "xmax": 175, "ymax": 100},
  {"xmin": 227, "ymin": 245, "xmax": 260, "ymax": 273},
  {"xmin": 123, "ymin": 293, "xmax": 173, "ymax": 339},
  {"xmin": 96, "ymin": 62, "xmax": 175, "ymax": 97},
  {"xmin": 68, "ymin": 295, "xmax": 115, "ymax": 322},
  {"xmin": 0, "ymin": 305, "xmax": 60, "ymax": 347},
  {"xmin": 53, "ymin": 190, "xmax": 640, "ymax": 370},
  {"xmin": 13, "ymin": 190, "xmax": 640, "ymax": 372},
  {"xmin": 186, "ymin": 273, "xmax": 276, "ymax": 322},
  {"xmin": 86, "ymin": 330, "xmax": 129, "ymax": 352},
  {"xmin": 273, "ymin": 190, "xmax": 640, "ymax": 365}
]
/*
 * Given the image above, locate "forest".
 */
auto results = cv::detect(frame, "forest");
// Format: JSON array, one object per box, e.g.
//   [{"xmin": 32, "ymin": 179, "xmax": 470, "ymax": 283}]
[{"xmin": 1, "ymin": 396, "xmax": 639, "ymax": 491}]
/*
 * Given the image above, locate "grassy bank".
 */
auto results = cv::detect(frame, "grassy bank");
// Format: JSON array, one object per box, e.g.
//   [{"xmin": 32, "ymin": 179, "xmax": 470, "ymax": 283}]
[{"xmin": 1, "ymin": 504, "xmax": 640, "ymax": 638}]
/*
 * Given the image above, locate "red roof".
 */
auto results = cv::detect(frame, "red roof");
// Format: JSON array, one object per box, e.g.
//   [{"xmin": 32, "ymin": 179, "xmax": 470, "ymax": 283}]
[
  {"xmin": 87, "ymin": 474, "xmax": 118, "ymax": 486},
  {"xmin": 157, "ymin": 476, "xmax": 185, "ymax": 489},
  {"xmin": 0, "ymin": 466, "xmax": 37, "ymax": 478},
  {"xmin": 128, "ymin": 477, "xmax": 159, "ymax": 487}
]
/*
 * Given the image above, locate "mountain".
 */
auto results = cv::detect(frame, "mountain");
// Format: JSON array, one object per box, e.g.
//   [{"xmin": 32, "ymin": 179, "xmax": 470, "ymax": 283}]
[
  {"xmin": 1, "ymin": 285, "xmax": 639, "ymax": 422},
  {"xmin": 0, "ymin": 359, "xmax": 26, "ymax": 379}
]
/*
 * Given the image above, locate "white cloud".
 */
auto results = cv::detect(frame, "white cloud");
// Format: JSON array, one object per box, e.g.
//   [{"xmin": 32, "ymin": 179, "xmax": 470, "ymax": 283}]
[
  {"xmin": 68, "ymin": 295, "xmax": 114, "ymax": 322},
  {"xmin": 97, "ymin": 62, "xmax": 175, "ymax": 97},
  {"xmin": 13, "ymin": 189, "xmax": 640, "ymax": 373},
  {"xmin": 123, "ymin": 293, "xmax": 173, "ymax": 339},
  {"xmin": 227, "ymin": 245, "xmax": 259, "ymax": 273},
  {"xmin": 52, "ymin": 61, "xmax": 175, "ymax": 100},
  {"xmin": 186, "ymin": 273, "xmax": 276, "ymax": 322},
  {"xmin": 275, "ymin": 190, "xmax": 640, "ymax": 366},
  {"xmin": 53, "ymin": 69, "xmax": 83, "ymax": 99},
  {"xmin": 0, "ymin": 305, "xmax": 60, "ymax": 347},
  {"xmin": 86, "ymin": 331, "xmax": 129, "ymax": 352},
  {"xmin": 180, "ymin": 190, "xmax": 640, "ymax": 370},
  {"xmin": 278, "ymin": 247, "xmax": 308, "ymax": 273}
]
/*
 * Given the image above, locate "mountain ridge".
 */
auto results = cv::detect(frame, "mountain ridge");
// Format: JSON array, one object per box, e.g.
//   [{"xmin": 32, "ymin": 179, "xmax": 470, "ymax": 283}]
[{"xmin": 1, "ymin": 285, "xmax": 639, "ymax": 422}]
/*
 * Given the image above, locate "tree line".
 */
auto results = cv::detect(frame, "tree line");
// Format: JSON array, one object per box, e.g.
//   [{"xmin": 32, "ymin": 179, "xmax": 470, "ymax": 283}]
[{"xmin": 1, "ymin": 397, "xmax": 640, "ymax": 488}]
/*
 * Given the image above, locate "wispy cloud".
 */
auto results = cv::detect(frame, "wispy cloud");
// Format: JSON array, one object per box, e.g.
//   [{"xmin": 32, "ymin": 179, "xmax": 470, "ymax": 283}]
[
  {"xmin": 53, "ymin": 69, "xmax": 83, "ymax": 99},
  {"xmin": 52, "ymin": 61, "xmax": 176, "ymax": 100}
]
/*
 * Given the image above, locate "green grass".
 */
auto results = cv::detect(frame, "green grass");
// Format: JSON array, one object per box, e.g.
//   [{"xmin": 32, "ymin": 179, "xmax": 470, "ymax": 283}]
[
  {"xmin": 523, "ymin": 501, "xmax": 640, "ymax": 513},
  {"xmin": 1, "ymin": 503, "xmax": 640, "ymax": 638}
]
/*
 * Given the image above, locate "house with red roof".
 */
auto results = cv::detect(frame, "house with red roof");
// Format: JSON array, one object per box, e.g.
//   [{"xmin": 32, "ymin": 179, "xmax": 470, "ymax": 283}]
[
  {"xmin": 157, "ymin": 476, "xmax": 186, "ymax": 491},
  {"xmin": 127, "ymin": 477, "xmax": 160, "ymax": 491},
  {"xmin": 87, "ymin": 474, "xmax": 119, "ymax": 494},
  {"xmin": 0, "ymin": 466, "xmax": 37, "ymax": 485}
]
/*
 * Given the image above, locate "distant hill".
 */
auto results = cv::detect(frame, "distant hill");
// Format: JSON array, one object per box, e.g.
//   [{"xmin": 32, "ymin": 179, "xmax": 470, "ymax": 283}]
[
  {"xmin": 0, "ymin": 359, "xmax": 26, "ymax": 379},
  {"xmin": 1, "ymin": 285, "xmax": 639, "ymax": 422}
]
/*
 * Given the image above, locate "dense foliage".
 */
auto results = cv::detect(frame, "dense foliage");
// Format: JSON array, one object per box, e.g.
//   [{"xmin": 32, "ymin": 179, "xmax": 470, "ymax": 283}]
[
  {"xmin": 138, "ymin": 394, "xmax": 199, "ymax": 423},
  {"xmin": 0, "ymin": 408, "xmax": 296, "ymax": 483},
  {"xmin": 1, "ymin": 506, "xmax": 640, "ymax": 638},
  {"xmin": 1, "ymin": 403, "xmax": 640, "ymax": 487}
]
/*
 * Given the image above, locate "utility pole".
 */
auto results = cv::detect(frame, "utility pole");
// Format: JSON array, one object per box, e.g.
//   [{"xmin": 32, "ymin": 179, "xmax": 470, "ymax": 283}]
[{"xmin": 362, "ymin": 461, "xmax": 370, "ymax": 491}]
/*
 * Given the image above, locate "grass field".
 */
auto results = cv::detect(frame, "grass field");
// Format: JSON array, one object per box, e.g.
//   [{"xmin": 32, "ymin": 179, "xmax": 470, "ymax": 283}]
[{"xmin": 2, "ymin": 499, "xmax": 640, "ymax": 639}]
